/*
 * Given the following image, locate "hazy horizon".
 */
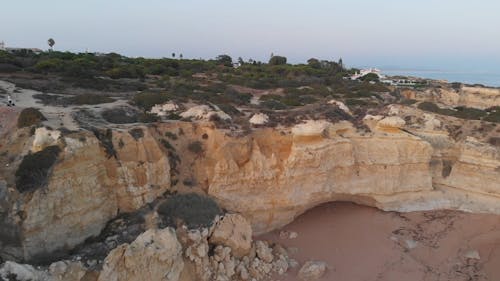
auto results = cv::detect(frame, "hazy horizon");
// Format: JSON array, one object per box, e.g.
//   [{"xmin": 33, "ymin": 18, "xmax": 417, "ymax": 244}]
[{"xmin": 2, "ymin": 0, "xmax": 500, "ymax": 73}]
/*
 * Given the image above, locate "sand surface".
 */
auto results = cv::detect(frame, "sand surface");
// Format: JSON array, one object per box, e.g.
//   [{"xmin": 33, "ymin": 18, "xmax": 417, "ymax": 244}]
[{"xmin": 260, "ymin": 202, "xmax": 500, "ymax": 281}]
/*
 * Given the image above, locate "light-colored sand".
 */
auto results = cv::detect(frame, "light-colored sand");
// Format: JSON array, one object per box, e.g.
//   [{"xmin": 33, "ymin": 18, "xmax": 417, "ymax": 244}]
[
  {"xmin": 0, "ymin": 80, "xmax": 129, "ymax": 130},
  {"xmin": 260, "ymin": 202, "xmax": 500, "ymax": 281}
]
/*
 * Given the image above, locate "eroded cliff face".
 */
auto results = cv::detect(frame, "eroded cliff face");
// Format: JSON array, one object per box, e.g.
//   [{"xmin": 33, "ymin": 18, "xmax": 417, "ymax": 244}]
[
  {"xmin": 0, "ymin": 120, "xmax": 171, "ymax": 262},
  {"xmin": 199, "ymin": 118, "xmax": 499, "ymax": 234},
  {"xmin": 401, "ymin": 85, "xmax": 500, "ymax": 109},
  {"xmin": 1, "ymin": 104, "xmax": 499, "ymax": 262}
]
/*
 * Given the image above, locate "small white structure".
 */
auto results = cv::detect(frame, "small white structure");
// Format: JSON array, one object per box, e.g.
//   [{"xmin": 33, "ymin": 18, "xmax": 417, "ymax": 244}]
[{"xmin": 0, "ymin": 41, "xmax": 5, "ymax": 51}]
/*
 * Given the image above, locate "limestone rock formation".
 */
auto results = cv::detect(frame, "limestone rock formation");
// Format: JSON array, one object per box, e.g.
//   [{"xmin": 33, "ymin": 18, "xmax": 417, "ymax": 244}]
[
  {"xmin": 249, "ymin": 113, "xmax": 269, "ymax": 125},
  {"xmin": 209, "ymin": 214, "xmax": 253, "ymax": 258},
  {"xmin": 0, "ymin": 127, "xmax": 171, "ymax": 262},
  {"xmin": 150, "ymin": 102, "xmax": 180, "ymax": 116},
  {"xmin": 168, "ymin": 213, "xmax": 294, "ymax": 281},
  {"xmin": 32, "ymin": 127, "xmax": 61, "ymax": 152},
  {"xmin": 401, "ymin": 85, "xmax": 500, "ymax": 109},
  {"xmin": 98, "ymin": 228, "xmax": 184, "ymax": 281},
  {"xmin": 180, "ymin": 105, "xmax": 231, "ymax": 121},
  {"xmin": 0, "ymin": 261, "xmax": 50, "ymax": 281}
]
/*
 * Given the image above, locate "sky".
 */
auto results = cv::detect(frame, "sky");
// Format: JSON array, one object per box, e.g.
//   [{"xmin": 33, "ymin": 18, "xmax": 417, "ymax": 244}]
[{"xmin": 1, "ymin": 0, "xmax": 500, "ymax": 72}]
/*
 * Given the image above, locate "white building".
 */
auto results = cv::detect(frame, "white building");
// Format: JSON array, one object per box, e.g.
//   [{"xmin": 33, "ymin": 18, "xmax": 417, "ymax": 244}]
[{"xmin": 0, "ymin": 41, "xmax": 5, "ymax": 51}]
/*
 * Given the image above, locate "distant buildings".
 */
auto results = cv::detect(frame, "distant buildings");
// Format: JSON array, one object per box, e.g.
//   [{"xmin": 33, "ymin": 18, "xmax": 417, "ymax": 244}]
[
  {"xmin": 0, "ymin": 41, "xmax": 43, "ymax": 54},
  {"xmin": 348, "ymin": 67, "xmax": 420, "ymax": 87}
]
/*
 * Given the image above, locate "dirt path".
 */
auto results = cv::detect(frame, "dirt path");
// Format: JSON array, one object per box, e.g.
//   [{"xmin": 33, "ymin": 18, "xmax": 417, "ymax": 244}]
[{"xmin": 259, "ymin": 202, "xmax": 500, "ymax": 281}]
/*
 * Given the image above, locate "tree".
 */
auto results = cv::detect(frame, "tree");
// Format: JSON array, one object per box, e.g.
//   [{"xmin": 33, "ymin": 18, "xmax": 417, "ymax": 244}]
[
  {"xmin": 237, "ymin": 57, "xmax": 244, "ymax": 65},
  {"xmin": 179, "ymin": 54, "xmax": 183, "ymax": 59},
  {"xmin": 172, "ymin": 52, "xmax": 175, "ymax": 58},
  {"xmin": 268, "ymin": 55, "xmax": 287, "ymax": 65},
  {"xmin": 338, "ymin": 57, "xmax": 344, "ymax": 69},
  {"xmin": 47, "ymin": 38, "xmax": 55, "ymax": 51},
  {"xmin": 360, "ymin": 73, "xmax": 379, "ymax": 82},
  {"xmin": 215, "ymin": 54, "xmax": 233, "ymax": 67},
  {"xmin": 307, "ymin": 58, "xmax": 321, "ymax": 68}
]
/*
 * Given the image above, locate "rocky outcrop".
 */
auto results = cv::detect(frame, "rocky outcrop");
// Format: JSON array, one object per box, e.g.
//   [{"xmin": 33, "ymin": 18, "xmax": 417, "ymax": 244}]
[
  {"xmin": 298, "ymin": 261, "xmax": 327, "ymax": 281},
  {"xmin": 209, "ymin": 214, "xmax": 252, "ymax": 258},
  {"xmin": 206, "ymin": 122, "xmax": 434, "ymax": 233},
  {"xmin": 0, "ymin": 261, "xmax": 51, "ymax": 281},
  {"xmin": 177, "ymin": 216, "xmax": 293, "ymax": 281},
  {"xmin": 401, "ymin": 85, "xmax": 500, "ymax": 109},
  {"xmin": 198, "ymin": 118, "xmax": 500, "ymax": 234},
  {"xmin": 98, "ymin": 228, "xmax": 184, "ymax": 281},
  {"xmin": 0, "ymin": 127, "xmax": 171, "ymax": 262}
]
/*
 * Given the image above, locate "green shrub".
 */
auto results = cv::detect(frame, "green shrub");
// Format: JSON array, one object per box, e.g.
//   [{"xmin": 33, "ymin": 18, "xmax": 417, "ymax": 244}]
[
  {"xmin": 92, "ymin": 128, "xmax": 116, "ymax": 158},
  {"xmin": 133, "ymin": 92, "xmax": 171, "ymax": 111},
  {"xmin": 187, "ymin": 141, "xmax": 204, "ymax": 155},
  {"xmin": 268, "ymin": 56, "xmax": 287, "ymax": 65},
  {"xmin": 68, "ymin": 94, "xmax": 114, "ymax": 105},
  {"xmin": 261, "ymin": 99, "xmax": 287, "ymax": 110},
  {"xmin": 17, "ymin": 108, "xmax": 46, "ymax": 128},
  {"xmin": 453, "ymin": 106, "xmax": 486, "ymax": 120},
  {"xmin": 15, "ymin": 145, "xmax": 61, "ymax": 193},
  {"xmin": 160, "ymin": 139, "xmax": 175, "ymax": 151},
  {"xmin": 417, "ymin": 102, "xmax": 455, "ymax": 116},
  {"xmin": 157, "ymin": 193, "xmax": 222, "ymax": 229},
  {"xmin": 164, "ymin": 132, "xmax": 178, "ymax": 140},
  {"xmin": 137, "ymin": 112, "xmax": 159, "ymax": 123},
  {"xmin": 400, "ymin": 99, "xmax": 417, "ymax": 105},
  {"xmin": 128, "ymin": 128, "xmax": 144, "ymax": 140},
  {"xmin": 484, "ymin": 107, "xmax": 500, "ymax": 123},
  {"xmin": 418, "ymin": 102, "xmax": 493, "ymax": 122},
  {"xmin": 102, "ymin": 108, "xmax": 139, "ymax": 124}
]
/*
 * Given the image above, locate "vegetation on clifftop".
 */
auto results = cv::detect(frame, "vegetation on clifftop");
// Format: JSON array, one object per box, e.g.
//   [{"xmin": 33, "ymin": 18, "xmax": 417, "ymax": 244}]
[{"xmin": 15, "ymin": 145, "xmax": 61, "ymax": 193}]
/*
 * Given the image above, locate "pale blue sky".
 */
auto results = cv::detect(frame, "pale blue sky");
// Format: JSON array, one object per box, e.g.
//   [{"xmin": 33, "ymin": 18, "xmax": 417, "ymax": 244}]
[{"xmin": 1, "ymin": 0, "xmax": 500, "ymax": 71}]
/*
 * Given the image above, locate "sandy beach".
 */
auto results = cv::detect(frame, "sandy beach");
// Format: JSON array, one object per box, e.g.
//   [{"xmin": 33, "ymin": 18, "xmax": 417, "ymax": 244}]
[{"xmin": 260, "ymin": 202, "xmax": 500, "ymax": 281}]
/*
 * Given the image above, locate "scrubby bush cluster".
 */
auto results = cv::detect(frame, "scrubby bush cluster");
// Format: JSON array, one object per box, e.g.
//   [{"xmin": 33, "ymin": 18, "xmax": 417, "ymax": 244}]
[
  {"xmin": 418, "ymin": 102, "xmax": 500, "ymax": 123},
  {"xmin": 17, "ymin": 108, "xmax": 46, "ymax": 128},
  {"xmin": 157, "ymin": 193, "xmax": 223, "ymax": 229},
  {"xmin": 15, "ymin": 145, "xmax": 61, "ymax": 193}
]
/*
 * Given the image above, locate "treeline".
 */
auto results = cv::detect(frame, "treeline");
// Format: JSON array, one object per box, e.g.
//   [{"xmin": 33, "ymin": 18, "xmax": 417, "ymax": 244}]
[{"xmin": 0, "ymin": 51, "xmax": 349, "ymax": 84}]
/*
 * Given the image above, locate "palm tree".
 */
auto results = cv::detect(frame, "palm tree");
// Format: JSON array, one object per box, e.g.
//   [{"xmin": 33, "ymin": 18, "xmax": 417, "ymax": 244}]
[{"xmin": 47, "ymin": 38, "xmax": 55, "ymax": 51}]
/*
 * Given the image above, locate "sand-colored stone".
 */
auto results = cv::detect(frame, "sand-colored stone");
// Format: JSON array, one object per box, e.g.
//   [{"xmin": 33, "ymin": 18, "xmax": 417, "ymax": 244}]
[
  {"xmin": 98, "ymin": 228, "xmax": 184, "ymax": 281},
  {"xmin": 209, "ymin": 213, "xmax": 253, "ymax": 257}
]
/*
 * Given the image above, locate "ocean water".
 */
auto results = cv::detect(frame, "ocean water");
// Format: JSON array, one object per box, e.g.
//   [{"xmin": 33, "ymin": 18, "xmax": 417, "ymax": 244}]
[{"xmin": 382, "ymin": 70, "xmax": 500, "ymax": 87}]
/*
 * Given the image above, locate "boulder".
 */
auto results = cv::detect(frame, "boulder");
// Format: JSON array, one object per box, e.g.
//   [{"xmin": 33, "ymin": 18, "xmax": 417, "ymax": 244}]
[
  {"xmin": 255, "ymin": 241, "xmax": 273, "ymax": 263},
  {"xmin": 98, "ymin": 228, "xmax": 184, "ymax": 281},
  {"xmin": 291, "ymin": 120, "xmax": 330, "ymax": 137},
  {"xmin": 249, "ymin": 113, "xmax": 269, "ymax": 125},
  {"xmin": 327, "ymin": 99, "xmax": 351, "ymax": 114},
  {"xmin": 180, "ymin": 105, "xmax": 231, "ymax": 121},
  {"xmin": 298, "ymin": 261, "xmax": 327, "ymax": 280},
  {"xmin": 209, "ymin": 214, "xmax": 253, "ymax": 257},
  {"xmin": 150, "ymin": 102, "xmax": 179, "ymax": 116},
  {"xmin": 0, "ymin": 261, "xmax": 50, "ymax": 281},
  {"xmin": 32, "ymin": 127, "xmax": 61, "ymax": 152},
  {"xmin": 49, "ymin": 260, "xmax": 88, "ymax": 281}
]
